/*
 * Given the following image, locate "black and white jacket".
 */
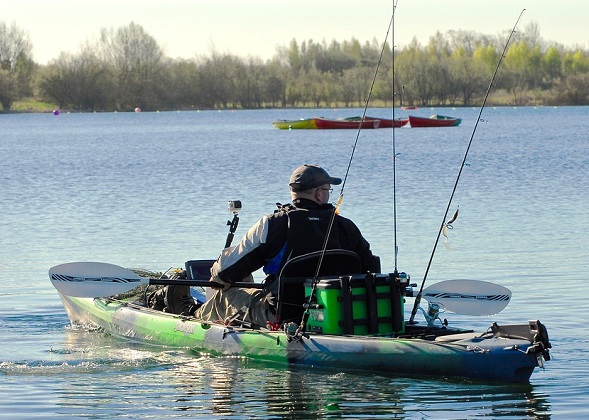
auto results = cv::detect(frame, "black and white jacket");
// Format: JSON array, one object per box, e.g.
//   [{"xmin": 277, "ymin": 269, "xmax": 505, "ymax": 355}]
[{"xmin": 211, "ymin": 198, "xmax": 375, "ymax": 284}]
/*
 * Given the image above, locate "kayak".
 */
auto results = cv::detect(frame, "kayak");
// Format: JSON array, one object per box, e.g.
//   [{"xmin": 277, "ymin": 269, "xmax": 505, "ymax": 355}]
[
  {"xmin": 344, "ymin": 116, "xmax": 409, "ymax": 128},
  {"xmin": 56, "ymin": 292, "xmax": 550, "ymax": 382},
  {"xmin": 408, "ymin": 115, "xmax": 462, "ymax": 127},
  {"xmin": 315, "ymin": 117, "xmax": 380, "ymax": 129},
  {"xmin": 50, "ymin": 262, "xmax": 551, "ymax": 383},
  {"xmin": 272, "ymin": 118, "xmax": 318, "ymax": 129}
]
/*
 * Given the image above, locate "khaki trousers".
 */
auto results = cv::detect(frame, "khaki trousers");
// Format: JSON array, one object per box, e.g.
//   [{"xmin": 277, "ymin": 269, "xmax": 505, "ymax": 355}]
[{"xmin": 195, "ymin": 287, "xmax": 275, "ymax": 328}]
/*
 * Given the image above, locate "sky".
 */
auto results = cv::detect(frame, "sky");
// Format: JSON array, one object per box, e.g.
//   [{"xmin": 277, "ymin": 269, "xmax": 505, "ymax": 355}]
[{"xmin": 4, "ymin": 0, "xmax": 589, "ymax": 65}]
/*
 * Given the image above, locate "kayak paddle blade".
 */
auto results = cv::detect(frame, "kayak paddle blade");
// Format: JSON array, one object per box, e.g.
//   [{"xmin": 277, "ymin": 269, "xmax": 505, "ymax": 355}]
[
  {"xmin": 422, "ymin": 279, "xmax": 511, "ymax": 316},
  {"xmin": 49, "ymin": 262, "xmax": 146, "ymax": 298}
]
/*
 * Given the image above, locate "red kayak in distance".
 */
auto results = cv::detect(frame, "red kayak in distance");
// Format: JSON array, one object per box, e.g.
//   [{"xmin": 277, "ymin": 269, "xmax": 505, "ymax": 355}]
[
  {"xmin": 315, "ymin": 117, "xmax": 380, "ymax": 129},
  {"xmin": 408, "ymin": 114, "xmax": 462, "ymax": 127},
  {"xmin": 315, "ymin": 116, "xmax": 409, "ymax": 129}
]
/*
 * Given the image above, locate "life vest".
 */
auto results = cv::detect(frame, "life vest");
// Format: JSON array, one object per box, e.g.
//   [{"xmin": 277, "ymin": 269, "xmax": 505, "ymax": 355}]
[{"xmin": 264, "ymin": 203, "xmax": 340, "ymax": 276}]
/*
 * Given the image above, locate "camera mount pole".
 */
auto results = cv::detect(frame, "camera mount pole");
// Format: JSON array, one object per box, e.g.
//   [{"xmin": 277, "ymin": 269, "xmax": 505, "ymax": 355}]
[{"xmin": 224, "ymin": 200, "xmax": 242, "ymax": 248}]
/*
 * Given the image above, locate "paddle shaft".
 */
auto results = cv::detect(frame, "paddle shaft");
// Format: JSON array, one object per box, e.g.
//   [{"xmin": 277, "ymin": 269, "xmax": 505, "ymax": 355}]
[
  {"xmin": 49, "ymin": 263, "xmax": 510, "ymax": 316},
  {"xmin": 148, "ymin": 278, "xmax": 264, "ymax": 289}
]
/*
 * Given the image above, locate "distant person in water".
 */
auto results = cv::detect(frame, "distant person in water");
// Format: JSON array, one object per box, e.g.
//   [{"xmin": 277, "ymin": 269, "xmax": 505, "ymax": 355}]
[{"xmin": 195, "ymin": 163, "xmax": 378, "ymax": 327}]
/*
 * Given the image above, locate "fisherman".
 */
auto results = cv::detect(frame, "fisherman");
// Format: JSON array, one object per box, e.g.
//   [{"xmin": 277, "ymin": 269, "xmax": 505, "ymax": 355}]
[{"xmin": 195, "ymin": 163, "xmax": 378, "ymax": 327}]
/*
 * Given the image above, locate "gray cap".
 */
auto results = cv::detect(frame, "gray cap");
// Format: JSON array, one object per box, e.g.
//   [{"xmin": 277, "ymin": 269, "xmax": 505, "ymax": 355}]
[{"xmin": 289, "ymin": 164, "xmax": 342, "ymax": 192}]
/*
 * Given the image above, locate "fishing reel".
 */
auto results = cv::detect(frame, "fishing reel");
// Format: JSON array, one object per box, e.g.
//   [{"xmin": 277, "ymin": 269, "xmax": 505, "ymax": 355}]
[{"xmin": 419, "ymin": 302, "xmax": 448, "ymax": 327}]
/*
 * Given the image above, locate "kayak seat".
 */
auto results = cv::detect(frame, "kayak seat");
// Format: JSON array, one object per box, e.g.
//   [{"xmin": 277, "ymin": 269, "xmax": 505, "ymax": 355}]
[
  {"xmin": 276, "ymin": 250, "xmax": 362, "ymax": 322},
  {"xmin": 185, "ymin": 259, "xmax": 216, "ymax": 280}
]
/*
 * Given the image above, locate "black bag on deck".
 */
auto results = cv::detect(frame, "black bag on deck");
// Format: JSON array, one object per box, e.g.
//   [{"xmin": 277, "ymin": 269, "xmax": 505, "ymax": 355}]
[{"xmin": 147, "ymin": 270, "xmax": 199, "ymax": 316}]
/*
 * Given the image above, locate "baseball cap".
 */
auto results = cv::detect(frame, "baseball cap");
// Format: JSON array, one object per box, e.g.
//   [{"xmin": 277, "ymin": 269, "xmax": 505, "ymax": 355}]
[{"xmin": 289, "ymin": 164, "xmax": 342, "ymax": 192}]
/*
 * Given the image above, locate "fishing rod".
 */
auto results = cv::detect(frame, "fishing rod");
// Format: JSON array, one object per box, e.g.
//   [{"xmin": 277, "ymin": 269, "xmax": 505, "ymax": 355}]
[
  {"xmin": 391, "ymin": 0, "xmax": 399, "ymax": 272},
  {"xmin": 295, "ymin": 1, "xmax": 400, "ymax": 337},
  {"xmin": 408, "ymin": 9, "xmax": 526, "ymax": 324}
]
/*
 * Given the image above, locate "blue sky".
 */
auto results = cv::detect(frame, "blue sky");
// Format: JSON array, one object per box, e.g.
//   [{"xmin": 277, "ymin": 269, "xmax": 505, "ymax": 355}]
[{"xmin": 5, "ymin": 0, "xmax": 588, "ymax": 64}]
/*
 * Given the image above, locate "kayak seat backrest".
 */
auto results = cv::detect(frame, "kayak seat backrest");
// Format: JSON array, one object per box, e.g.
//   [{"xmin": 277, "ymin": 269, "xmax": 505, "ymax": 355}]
[
  {"xmin": 276, "ymin": 250, "xmax": 362, "ymax": 322},
  {"xmin": 185, "ymin": 260, "xmax": 216, "ymax": 280}
]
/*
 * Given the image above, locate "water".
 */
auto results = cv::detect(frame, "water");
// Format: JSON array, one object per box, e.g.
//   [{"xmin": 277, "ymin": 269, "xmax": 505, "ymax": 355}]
[{"xmin": 1, "ymin": 106, "xmax": 587, "ymax": 418}]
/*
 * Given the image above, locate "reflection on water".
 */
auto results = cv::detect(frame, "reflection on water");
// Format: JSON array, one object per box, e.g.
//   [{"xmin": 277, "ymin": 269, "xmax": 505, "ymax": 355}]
[
  {"xmin": 23, "ymin": 341, "xmax": 547, "ymax": 419},
  {"xmin": 1, "ymin": 321, "xmax": 552, "ymax": 418}
]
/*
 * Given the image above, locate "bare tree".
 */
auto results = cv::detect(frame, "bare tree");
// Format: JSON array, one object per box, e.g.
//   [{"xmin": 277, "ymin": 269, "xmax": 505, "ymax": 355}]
[
  {"xmin": 0, "ymin": 21, "xmax": 34, "ymax": 111},
  {"xmin": 40, "ymin": 48, "xmax": 116, "ymax": 110},
  {"xmin": 97, "ymin": 22, "xmax": 165, "ymax": 110}
]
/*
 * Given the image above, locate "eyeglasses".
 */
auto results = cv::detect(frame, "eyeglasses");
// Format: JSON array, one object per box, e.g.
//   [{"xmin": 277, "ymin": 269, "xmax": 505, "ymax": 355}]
[{"xmin": 315, "ymin": 187, "xmax": 333, "ymax": 193}]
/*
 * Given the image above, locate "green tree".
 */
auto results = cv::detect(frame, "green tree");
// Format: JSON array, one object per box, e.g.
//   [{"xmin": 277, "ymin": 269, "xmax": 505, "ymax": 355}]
[
  {"xmin": 472, "ymin": 45, "xmax": 499, "ymax": 73},
  {"xmin": 372, "ymin": 65, "xmax": 393, "ymax": 107},
  {"xmin": 542, "ymin": 46, "xmax": 563, "ymax": 84},
  {"xmin": 449, "ymin": 48, "xmax": 487, "ymax": 106},
  {"xmin": 397, "ymin": 39, "xmax": 436, "ymax": 106},
  {"xmin": 563, "ymin": 49, "xmax": 589, "ymax": 75},
  {"xmin": 503, "ymin": 40, "xmax": 542, "ymax": 104},
  {"xmin": 12, "ymin": 20, "xmax": 589, "ymax": 111}
]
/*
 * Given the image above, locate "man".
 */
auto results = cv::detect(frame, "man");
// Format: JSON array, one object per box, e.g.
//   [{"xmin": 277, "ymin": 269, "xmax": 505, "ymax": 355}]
[{"xmin": 195, "ymin": 163, "xmax": 377, "ymax": 327}]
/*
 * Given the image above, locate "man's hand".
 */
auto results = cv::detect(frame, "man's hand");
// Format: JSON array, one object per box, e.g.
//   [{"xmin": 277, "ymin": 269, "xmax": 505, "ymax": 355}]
[{"xmin": 209, "ymin": 275, "xmax": 232, "ymax": 292}]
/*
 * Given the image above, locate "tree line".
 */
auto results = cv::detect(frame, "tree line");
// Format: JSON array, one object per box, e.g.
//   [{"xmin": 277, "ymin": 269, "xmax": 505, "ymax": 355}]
[{"xmin": 1, "ymin": 20, "xmax": 589, "ymax": 112}]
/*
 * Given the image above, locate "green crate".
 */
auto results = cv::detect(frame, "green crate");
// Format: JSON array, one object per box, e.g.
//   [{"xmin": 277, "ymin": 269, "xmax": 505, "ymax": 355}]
[
  {"xmin": 304, "ymin": 274, "xmax": 405, "ymax": 335},
  {"xmin": 305, "ymin": 279, "xmax": 343, "ymax": 335}
]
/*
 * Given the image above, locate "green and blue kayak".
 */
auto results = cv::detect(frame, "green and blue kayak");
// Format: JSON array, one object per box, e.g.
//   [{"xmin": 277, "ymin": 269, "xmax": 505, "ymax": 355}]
[{"xmin": 56, "ymin": 291, "xmax": 550, "ymax": 382}]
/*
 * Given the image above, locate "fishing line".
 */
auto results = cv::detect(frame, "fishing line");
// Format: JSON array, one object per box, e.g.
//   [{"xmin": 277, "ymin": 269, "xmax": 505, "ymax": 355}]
[
  {"xmin": 408, "ymin": 9, "xmax": 526, "ymax": 324},
  {"xmin": 296, "ymin": 1, "xmax": 400, "ymax": 336}
]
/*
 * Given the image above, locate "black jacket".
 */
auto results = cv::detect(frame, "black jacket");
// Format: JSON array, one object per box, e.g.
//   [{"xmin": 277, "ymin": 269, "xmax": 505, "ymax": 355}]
[{"xmin": 211, "ymin": 198, "xmax": 375, "ymax": 283}]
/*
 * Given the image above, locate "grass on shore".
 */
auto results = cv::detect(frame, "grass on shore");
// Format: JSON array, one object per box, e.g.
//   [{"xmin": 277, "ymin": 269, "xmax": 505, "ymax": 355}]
[{"xmin": 3, "ymin": 90, "xmax": 543, "ymax": 114}]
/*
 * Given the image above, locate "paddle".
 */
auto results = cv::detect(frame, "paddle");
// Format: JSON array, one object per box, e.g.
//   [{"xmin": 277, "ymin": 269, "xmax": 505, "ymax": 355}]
[
  {"xmin": 49, "ymin": 262, "xmax": 264, "ymax": 298},
  {"xmin": 51, "ymin": 262, "xmax": 511, "ymax": 317},
  {"xmin": 421, "ymin": 279, "xmax": 511, "ymax": 316}
]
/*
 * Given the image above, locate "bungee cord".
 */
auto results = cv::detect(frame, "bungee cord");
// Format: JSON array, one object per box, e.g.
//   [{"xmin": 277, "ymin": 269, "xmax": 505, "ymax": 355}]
[{"xmin": 408, "ymin": 9, "xmax": 526, "ymax": 324}]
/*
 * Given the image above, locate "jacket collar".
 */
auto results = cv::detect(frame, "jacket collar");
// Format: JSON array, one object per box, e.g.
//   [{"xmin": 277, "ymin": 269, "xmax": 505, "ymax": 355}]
[{"xmin": 292, "ymin": 198, "xmax": 334, "ymax": 211}]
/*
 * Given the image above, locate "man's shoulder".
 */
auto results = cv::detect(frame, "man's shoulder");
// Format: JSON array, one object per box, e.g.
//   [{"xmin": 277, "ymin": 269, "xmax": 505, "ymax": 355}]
[
  {"xmin": 273, "ymin": 202, "xmax": 297, "ymax": 214},
  {"xmin": 264, "ymin": 203, "xmax": 295, "ymax": 225},
  {"xmin": 335, "ymin": 213, "xmax": 361, "ymax": 230}
]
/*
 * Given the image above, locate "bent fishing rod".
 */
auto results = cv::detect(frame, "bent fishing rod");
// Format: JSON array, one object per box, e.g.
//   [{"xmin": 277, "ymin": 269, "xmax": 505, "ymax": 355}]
[
  {"xmin": 295, "ymin": 1, "xmax": 400, "ymax": 337},
  {"xmin": 408, "ymin": 9, "xmax": 526, "ymax": 324}
]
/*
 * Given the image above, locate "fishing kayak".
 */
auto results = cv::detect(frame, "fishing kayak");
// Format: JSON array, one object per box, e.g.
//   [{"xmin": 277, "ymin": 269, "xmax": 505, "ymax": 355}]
[{"xmin": 51, "ymin": 262, "xmax": 551, "ymax": 383}]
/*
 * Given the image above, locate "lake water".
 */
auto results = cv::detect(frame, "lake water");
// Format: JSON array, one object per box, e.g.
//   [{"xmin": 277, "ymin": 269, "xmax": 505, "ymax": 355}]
[{"xmin": 1, "ymin": 106, "xmax": 588, "ymax": 418}]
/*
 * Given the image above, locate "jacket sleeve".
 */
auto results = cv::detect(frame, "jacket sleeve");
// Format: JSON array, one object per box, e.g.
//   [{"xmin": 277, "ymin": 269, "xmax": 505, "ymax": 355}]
[
  {"xmin": 210, "ymin": 215, "xmax": 269, "ymax": 283},
  {"xmin": 210, "ymin": 214, "xmax": 288, "ymax": 282}
]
